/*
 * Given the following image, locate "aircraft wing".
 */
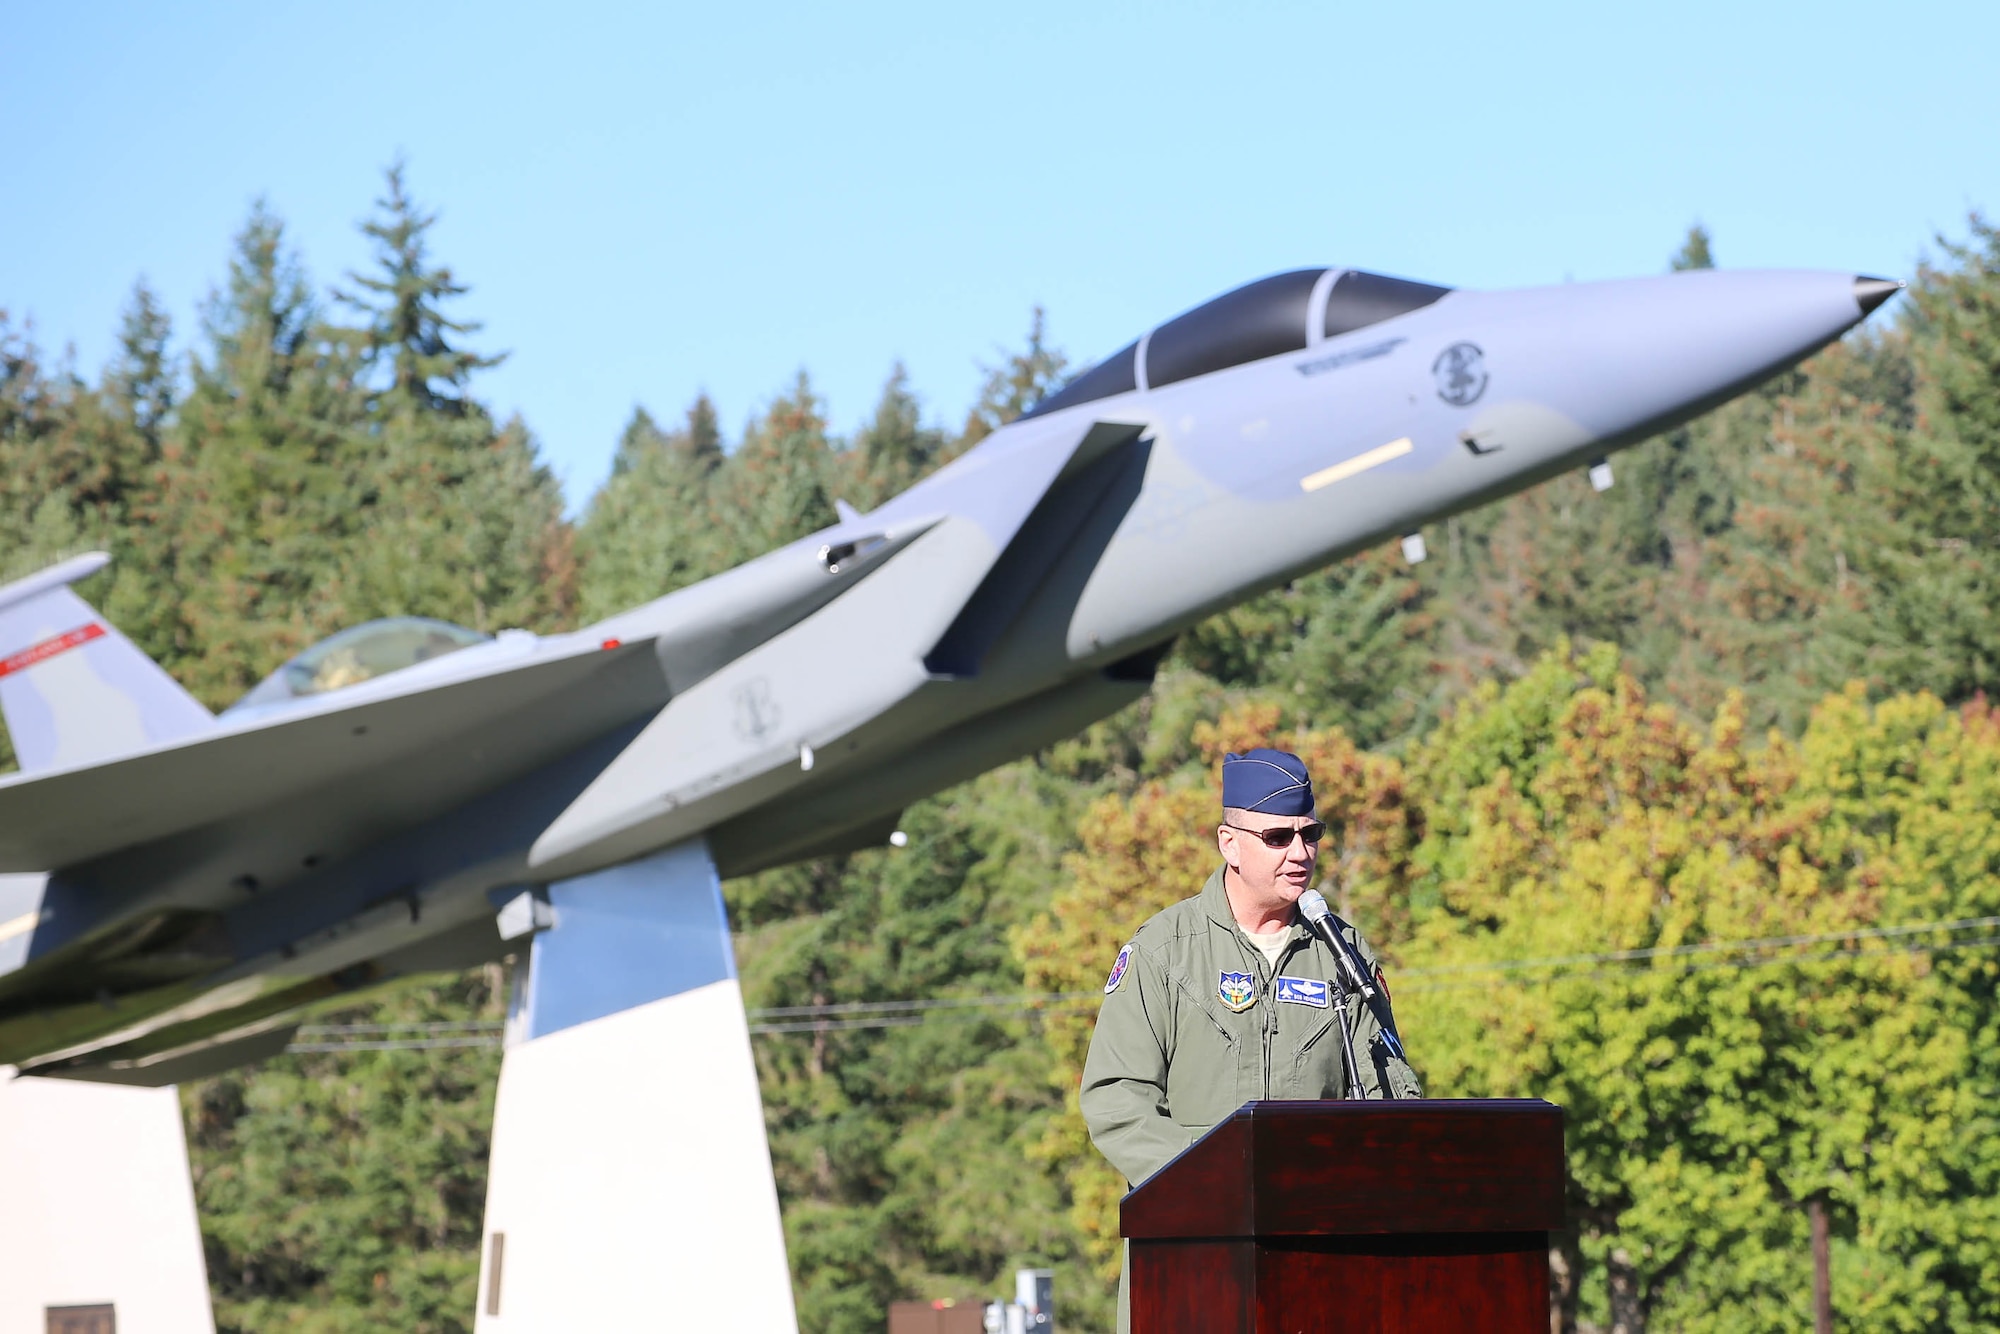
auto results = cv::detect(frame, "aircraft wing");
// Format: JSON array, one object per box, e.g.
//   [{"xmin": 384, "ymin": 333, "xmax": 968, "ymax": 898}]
[
  {"xmin": 0, "ymin": 636, "xmax": 668, "ymax": 874},
  {"xmin": 527, "ymin": 414, "xmax": 1152, "ymax": 875}
]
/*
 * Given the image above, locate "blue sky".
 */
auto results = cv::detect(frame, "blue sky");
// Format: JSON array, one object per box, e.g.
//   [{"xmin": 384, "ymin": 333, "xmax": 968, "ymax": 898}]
[{"xmin": 4, "ymin": 1, "xmax": 1994, "ymax": 510}]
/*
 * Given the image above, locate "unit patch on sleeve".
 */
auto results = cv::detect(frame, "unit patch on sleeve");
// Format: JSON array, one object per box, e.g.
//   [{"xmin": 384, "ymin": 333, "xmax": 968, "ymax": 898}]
[
  {"xmin": 1103, "ymin": 943, "xmax": 1133, "ymax": 994},
  {"xmin": 1275, "ymin": 975, "xmax": 1330, "ymax": 1008},
  {"xmin": 1217, "ymin": 970, "xmax": 1257, "ymax": 1012}
]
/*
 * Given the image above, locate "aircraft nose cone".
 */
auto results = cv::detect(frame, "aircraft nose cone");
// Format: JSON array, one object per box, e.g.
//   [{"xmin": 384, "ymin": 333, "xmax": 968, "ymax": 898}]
[{"xmin": 1855, "ymin": 276, "xmax": 1904, "ymax": 316}]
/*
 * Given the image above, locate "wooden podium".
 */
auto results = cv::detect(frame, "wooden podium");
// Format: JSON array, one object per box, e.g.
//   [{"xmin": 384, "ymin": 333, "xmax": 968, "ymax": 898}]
[{"xmin": 1121, "ymin": 1099, "xmax": 1565, "ymax": 1332}]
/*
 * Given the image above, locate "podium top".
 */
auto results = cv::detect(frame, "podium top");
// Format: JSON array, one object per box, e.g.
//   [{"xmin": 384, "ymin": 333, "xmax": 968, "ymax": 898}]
[{"xmin": 1121, "ymin": 1099, "xmax": 1564, "ymax": 1240}]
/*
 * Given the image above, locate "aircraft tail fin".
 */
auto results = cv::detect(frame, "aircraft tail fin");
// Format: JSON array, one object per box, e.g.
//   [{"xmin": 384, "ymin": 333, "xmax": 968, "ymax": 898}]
[{"xmin": 0, "ymin": 553, "xmax": 214, "ymax": 773}]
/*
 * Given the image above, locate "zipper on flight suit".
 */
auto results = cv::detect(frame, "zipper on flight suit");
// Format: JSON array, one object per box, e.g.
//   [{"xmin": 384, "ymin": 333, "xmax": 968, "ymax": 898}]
[{"xmin": 1254, "ymin": 932, "xmax": 1300, "ymax": 1101}]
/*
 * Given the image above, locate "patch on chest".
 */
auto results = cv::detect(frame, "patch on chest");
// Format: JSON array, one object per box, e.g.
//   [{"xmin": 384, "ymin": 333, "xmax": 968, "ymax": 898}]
[
  {"xmin": 1217, "ymin": 970, "xmax": 1257, "ymax": 1012},
  {"xmin": 1276, "ymin": 976, "xmax": 1330, "ymax": 1008}
]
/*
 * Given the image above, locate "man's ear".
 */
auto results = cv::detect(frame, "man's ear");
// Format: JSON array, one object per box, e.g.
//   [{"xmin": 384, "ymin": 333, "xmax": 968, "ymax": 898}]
[{"xmin": 1217, "ymin": 824, "xmax": 1242, "ymax": 873}]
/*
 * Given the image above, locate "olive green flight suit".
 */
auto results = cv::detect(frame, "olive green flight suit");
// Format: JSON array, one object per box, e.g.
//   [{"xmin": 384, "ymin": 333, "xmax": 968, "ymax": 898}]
[{"xmin": 1080, "ymin": 865, "xmax": 1421, "ymax": 1332}]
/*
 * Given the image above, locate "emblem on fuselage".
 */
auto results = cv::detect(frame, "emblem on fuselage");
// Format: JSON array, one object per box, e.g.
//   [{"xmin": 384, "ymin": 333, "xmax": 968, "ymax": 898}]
[
  {"xmin": 733, "ymin": 678, "xmax": 782, "ymax": 743},
  {"xmin": 1433, "ymin": 342, "xmax": 1488, "ymax": 406}
]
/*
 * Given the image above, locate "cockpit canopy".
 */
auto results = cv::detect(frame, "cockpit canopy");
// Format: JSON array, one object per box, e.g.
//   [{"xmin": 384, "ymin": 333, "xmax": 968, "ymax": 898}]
[
  {"xmin": 1023, "ymin": 268, "xmax": 1450, "ymax": 419},
  {"xmin": 226, "ymin": 617, "xmax": 491, "ymax": 714}
]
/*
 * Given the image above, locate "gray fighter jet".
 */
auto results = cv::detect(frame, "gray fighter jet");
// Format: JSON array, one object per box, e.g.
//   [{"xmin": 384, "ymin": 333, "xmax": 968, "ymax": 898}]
[{"xmin": 0, "ymin": 265, "xmax": 1899, "ymax": 1084}]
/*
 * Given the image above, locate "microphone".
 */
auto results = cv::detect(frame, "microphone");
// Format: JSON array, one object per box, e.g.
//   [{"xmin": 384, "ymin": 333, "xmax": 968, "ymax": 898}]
[{"xmin": 1297, "ymin": 889, "xmax": 1377, "ymax": 1001}]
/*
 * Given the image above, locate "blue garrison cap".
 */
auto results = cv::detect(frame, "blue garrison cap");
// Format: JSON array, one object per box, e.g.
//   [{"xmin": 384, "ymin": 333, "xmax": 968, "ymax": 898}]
[{"xmin": 1221, "ymin": 748, "xmax": 1315, "ymax": 816}]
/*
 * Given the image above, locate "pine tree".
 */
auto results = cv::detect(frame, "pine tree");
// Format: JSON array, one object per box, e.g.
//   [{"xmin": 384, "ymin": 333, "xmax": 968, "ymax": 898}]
[
  {"xmin": 338, "ymin": 159, "xmax": 502, "ymax": 416},
  {"xmin": 1829, "ymin": 216, "xmax": 2000, "ymax": 701},
  {"xmin": 81, "ymin": 283, "xmax": 206, "ymax": 676},
  {"xmin": 609, "ymin": 406, "xmax": 669, "ymax": 477},
  {"xmin": 713, "ymin": 371, "xmax": 839, "ymax": 560},
  {"xmin": 845, "ymin": 362, "xmax": 946, "ymax": 509},
  {"xmin": 1671, "ymin": 224, "xmax": 1716, "ymax": 271},
  {"xmin": 957, "ymin": 307, "xmax": 1069, "ymax": 451},
  {"xmin": 186, "ymin": 971, "xmax": 506, "ymax": 1334},
  {"xmin": 104, "ymin": 281, "xmax": 176, "ymax": 455},
  {"xmin": 576, "ymin": 395, "xmax": 730, "ymax": 619},
  {"xmin": 0, "ymin": 312, "xmax": 82, "ymax": 557},
  {"xmin": 1174, "ymin": 547, "xmax": 1442, "ymax": 749},
  {"xmin": 169, "ymin": 201, "xmax": 369, "ymax": 701},
  {"xmin": 737, "ymin": 765, "xmax": 1096, "ymax": 1334},
  {"xmin": 330, "ymin": 164, "xmax": 569, "ymax": 635}
]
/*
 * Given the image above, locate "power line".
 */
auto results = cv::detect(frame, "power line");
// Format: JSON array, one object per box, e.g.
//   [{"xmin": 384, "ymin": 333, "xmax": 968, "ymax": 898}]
[
  {"xmin": 750, "ymin": 935, "xmax": 2000, "ymax": 1032},
  {"xmin": 280, "ymin": 915, "xmax": 2000, "ymax": 1052},
  {"xmin": 287, "ymin": 1036, "xmax": 504, "ymax": 1053},
  {"xmin": 1397, "ymin": 914, "xmax": 2000, "ymax": 978},
  {"xmin": 1394, "ymin": 932, "xmax": 2000, "ymax": 996},
  {"xmin": 295, "ymin": 1021, "xmax": 500, "ymax": 1036},
  {"xmin": 750, "ymin": 991, "xmax": 1099, "ymax": 1020}
]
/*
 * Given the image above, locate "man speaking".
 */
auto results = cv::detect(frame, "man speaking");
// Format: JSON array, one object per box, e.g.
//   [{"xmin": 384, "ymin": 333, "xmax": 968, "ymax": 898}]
[{"xmin": 1080, "ymin": 748, "xmax": 1421, "ymax": 1329}]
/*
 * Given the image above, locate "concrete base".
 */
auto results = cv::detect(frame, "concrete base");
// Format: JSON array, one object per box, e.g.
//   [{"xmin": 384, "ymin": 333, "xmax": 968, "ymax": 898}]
[{"xmin": 0, "ymin": 1071, "xmax": 214, "ymax": 1334}]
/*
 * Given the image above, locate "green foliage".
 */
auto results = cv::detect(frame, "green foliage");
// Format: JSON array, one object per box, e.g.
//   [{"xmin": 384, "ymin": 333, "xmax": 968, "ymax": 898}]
[
  {"xmin": 186, "ymin": 972, "xmax": 505, "ymax": 1334},
  {"xmin": 1827, "ymin": 217, "xmax": 2000, "ymax": 701},
  {"xmin": 338, "ymin": 160, "xmax": 504, "ymax": 415},
  {"xmin": 1030, "ymin": 653, "xmax": 2000, "ymax": 1332},
  {"xmin": 715, "ymin": 371, "xmax": 841, "ymax": 558},
  {"xmin": 1174, "ymin": 546, "xmax": 1442, "ymax": 747},
  {"xmin": 845, "ymin": 363, "xmax": 949, "ymax": 509},
  {"xmin": 574, "ymin": 398, "xmax": 727, "ymax": 618},
  {"xmin": 957, "ymin": 306, "xmax": 1068, "ymax": 450},
  {"xmin": 0, "ymin": 165, "xmax": 570, "ymax": 1331},
  {"xmin": 736, "ymin": 773, "xmax": 1091, "ymax": 1333},
  {"xmin": 1672, "ymin": 224, "xmax": 1717, "ymax": 271},
  {"xmin": 12, "ymin": 204, "xmax": 2000, "ymax": 1334}
]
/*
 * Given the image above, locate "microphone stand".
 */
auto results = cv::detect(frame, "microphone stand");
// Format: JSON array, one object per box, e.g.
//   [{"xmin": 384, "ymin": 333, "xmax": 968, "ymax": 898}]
[
  {"xmin": 1328, "ymin": 968, "xmax": 1367, "ymax": 1101},
  {"xmin": 1298, "ymin": 888, "xmax": 1394, "ymax": 1100}
]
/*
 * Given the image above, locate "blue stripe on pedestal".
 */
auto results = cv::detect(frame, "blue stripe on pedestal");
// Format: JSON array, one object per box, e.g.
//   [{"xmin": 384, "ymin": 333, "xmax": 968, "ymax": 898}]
[{"xmin": 520, "ymin": 839, "xmax": 736, "ymax": 1041}]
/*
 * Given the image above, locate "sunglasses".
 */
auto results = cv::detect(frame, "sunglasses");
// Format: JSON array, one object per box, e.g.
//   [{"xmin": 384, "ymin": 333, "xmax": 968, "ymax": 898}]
[{"xmin": 1223, "ymin": 821, "xmax": 1327, "ymax": 848}]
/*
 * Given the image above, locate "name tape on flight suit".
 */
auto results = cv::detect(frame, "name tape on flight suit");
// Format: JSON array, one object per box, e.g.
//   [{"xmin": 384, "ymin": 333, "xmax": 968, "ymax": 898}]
[{"xmin": 1275, "ymin": 976, "xmax": 1330, "ymax": 1008}]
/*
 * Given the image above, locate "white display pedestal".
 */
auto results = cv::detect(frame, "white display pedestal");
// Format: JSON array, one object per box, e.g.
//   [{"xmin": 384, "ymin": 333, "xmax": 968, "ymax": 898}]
[
  {"xmin": 474, "ymin": 840, "xmax": 796, "ymax": 1331},
  {"xmin": 0, "ymin": 1072, "xmax": 214, "ymax": 1334}
]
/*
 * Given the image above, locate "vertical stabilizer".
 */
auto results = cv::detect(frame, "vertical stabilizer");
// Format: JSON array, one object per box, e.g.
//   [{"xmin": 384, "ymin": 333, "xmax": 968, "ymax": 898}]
[{"xmin": 0, "ymin": 553, "xmax": 213, "ymax": 773}]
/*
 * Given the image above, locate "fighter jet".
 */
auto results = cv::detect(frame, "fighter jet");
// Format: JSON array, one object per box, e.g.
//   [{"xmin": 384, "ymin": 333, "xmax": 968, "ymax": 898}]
[
  {"xmin": 0, "ymin": 260, "xmax": 1904, "ymax": 1334},
  {"xmin": 0, "ymin": 263, "xmax": 1896, "ymax": 1329}
]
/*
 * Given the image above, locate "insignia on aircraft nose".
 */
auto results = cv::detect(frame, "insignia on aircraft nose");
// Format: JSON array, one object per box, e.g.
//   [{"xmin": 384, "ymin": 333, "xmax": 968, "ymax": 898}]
[
  {"xmin": 1433, "ymin": 342, "xmax": 1488, "ymax": 406},
  {"xmin": 1218, "ymin": 970, "xmax": 1257, "ymax": 1012}
]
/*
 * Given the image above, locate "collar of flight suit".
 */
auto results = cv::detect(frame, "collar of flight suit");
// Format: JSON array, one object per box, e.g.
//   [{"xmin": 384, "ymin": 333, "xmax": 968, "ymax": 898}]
[{"xmin": 1199, "ymin": 864, "xmax": 1304, "ymax": 951}]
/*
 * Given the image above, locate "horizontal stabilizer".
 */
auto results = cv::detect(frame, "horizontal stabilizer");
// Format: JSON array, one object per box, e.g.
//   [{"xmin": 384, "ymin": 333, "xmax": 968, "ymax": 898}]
[
  {"xmin": 0, "ymin": 553, "xmax": 214, "ymax": 772},
  {"xmin": 23, "ymin": 1021, "xmax": 300, "ymax": 1087}
]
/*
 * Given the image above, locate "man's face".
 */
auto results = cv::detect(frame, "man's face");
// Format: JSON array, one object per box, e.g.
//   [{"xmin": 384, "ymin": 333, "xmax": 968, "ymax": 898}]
[{"xmin": 1217, "ymin": 811, "xmax": 1322, "ymax": 907}]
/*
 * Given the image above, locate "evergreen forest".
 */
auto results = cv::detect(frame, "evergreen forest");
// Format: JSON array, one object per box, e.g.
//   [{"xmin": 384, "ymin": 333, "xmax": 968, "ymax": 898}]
[{"xmin": 4, "ymin": 171, "xmax": 2000, "ymax": 1333}]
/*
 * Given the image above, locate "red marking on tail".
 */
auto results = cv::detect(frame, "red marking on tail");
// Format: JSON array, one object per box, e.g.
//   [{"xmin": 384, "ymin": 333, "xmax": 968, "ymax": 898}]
[{"xmin": 0, "ymin": 623, "xmax": 105, "ymax": 679}]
